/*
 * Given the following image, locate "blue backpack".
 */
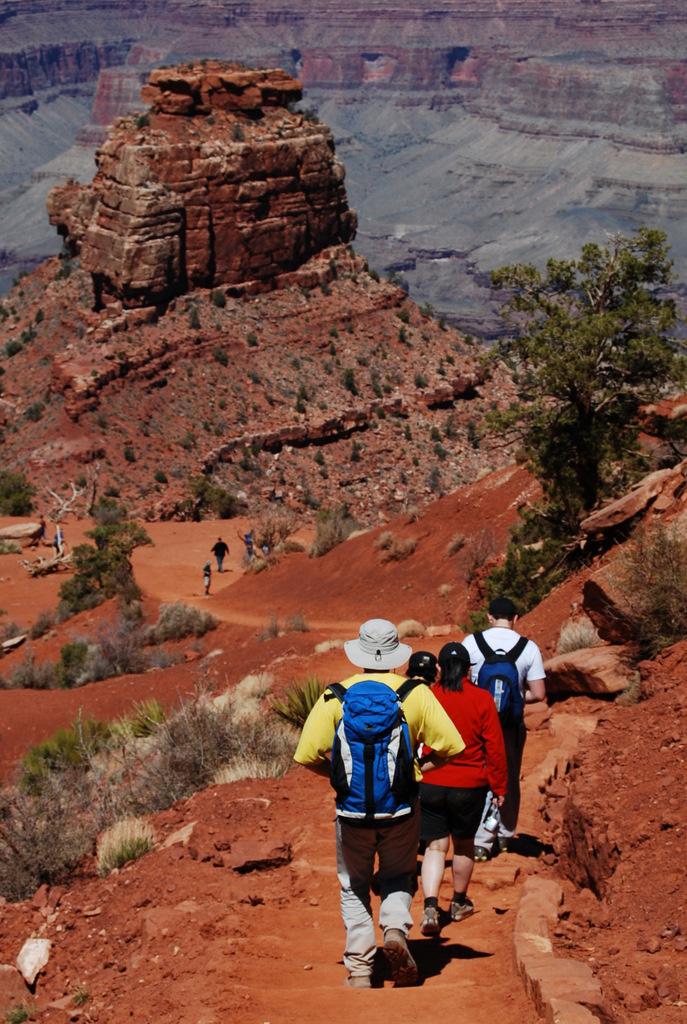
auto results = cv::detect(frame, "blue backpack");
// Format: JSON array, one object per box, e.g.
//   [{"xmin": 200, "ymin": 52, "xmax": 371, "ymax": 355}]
[
  {"xmin": 474, "ymin": 632, "xmax": 528, "ymax": 728},
  {"xmin": 325, "ymin": 678, "xmax": 421, "ymax": 823}
]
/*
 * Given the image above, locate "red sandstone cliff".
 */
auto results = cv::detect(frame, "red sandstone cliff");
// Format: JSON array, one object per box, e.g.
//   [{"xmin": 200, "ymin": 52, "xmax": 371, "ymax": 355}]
[{"xmin": 46, "ymin": 63, "xmax": 357, "ymax": 308}]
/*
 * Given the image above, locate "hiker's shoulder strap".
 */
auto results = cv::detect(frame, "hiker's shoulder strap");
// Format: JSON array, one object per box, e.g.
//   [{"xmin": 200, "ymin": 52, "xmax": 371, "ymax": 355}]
[
  {"xmin": 508, "ymin": 636, "xmax": 528, "ymax": 662},
  {"xmin": 324, "ymin": 682, "xmax": 347, "ymax": 703},
  {"xmin": 396, "ymin": 677, "xmax": 424, "ymax": 703},
  {"xmin": 474, "ymin": 631, "xmax": 493, "ymax": 659}
]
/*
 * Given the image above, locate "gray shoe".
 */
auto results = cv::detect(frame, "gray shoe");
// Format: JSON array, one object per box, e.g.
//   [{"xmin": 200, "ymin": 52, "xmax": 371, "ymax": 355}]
[
  {"xmin": 382, "ymin": 928, "xmax": 419, "ymax": 986},
  {"xmin": 343, "ymin": 975, "xmax": 372, "ymax": 988},
  {"xmin": 474, "ymin": 845, "xmax": 490, "ymax": 862},
  {"xmin": 450, "ymin": 896, "xmax": 474, "ymax": 922},
  {"xmin": 420, "ymin": 906, "xmax": 441, "ymax": 936}
]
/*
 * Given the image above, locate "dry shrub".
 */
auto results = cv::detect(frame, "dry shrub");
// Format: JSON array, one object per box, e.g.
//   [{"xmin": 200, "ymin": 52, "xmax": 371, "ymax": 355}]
[
  {"xmin": 0, "ymin": 540, "xmax": 22, "ymax": 555},
  {"xmin": 446, "ymin": 533, "xmax": 466, "ymax": 558},
  {"xmin": 28, "ymin": 609, "xmax": 55, "ymax": 640},
  {"xmin": 285, "ymin": 613, "xmax": 308, "ymax": 633},
  {"xmin": 256, "ymin": 612, "xmax": 280, "ymax": 641},
  {"xmin": 398, "ymin": 619, "xmax": 425, "ymax": 640},
  {"xmin": 374, "ymin": 531, "xmax": 417, "ymax": 563},
  {"xmin": 314, "ymin": 638, "xmax": 344, "ymax": 654},
  {"xmin": 457, "ymin": 527, "xmax": 497, "ymax": 582},
  {"xmin": 438, "ymin": 583, "xmax": 452, "ymax": 599},
  {"xmin": 613, "ymin": 523, "xmax": 687, "ymax": 658},
  {"xmin": 309, "ymin": 506, "xmax": 359, "ymax": 557},
  {"xmin": 145, "ymin": 602, "xmax": 218, "ymax": 644},
  {"xmin": 97, "ymin": 817, "xmax": 156, "ymax": 877},
  {"xmin": 125, "ymin": 684, "xmax": 295, "ymax": 813},
  {"xmin": 254, "ymin": 506, "xmax": 297, "ymax": 550},
  {"xmin": 0, "ymin": 768, "xmax": 97, "ymax": 901},
  {"xmin": 214, "ymin": 672, "xmax": 272, "ymax": 721},
  {"xmin": 556, "ymin": 616, "xmax": 602, "ymax": 655},
  {"xmin": 2, "ymin": 650, "xmax": 55, "ymax": 689}
]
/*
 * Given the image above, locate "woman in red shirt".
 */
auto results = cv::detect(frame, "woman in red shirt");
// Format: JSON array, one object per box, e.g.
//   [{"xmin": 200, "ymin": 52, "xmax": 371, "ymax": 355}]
[{"xmin": 419, "ymin": 642, "xmax": 507, "ymax": 934}]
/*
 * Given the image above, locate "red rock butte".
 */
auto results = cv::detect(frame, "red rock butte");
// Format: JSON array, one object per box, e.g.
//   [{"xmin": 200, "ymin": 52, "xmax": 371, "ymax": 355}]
[{"xmin": 46, "ymin": 62, "xmax": 357, "ymax": 309}]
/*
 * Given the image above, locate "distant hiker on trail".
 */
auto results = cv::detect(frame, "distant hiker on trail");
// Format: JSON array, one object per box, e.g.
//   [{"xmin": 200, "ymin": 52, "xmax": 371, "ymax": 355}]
[
  {"xmin": 406, "ymin": 650, "xmax": 438, "ymax": 686},
  {"xmin": 294, "ymin": 618, "xmax": 465, "ymax": 989},
  {"xmin": 461, "ymin": 597, "xmax": 546, "ymax": 861},
  {"xmin": 418, "ymin": 642, "xmax": 507, "ymax": 935},
  {"xmin": 211, "ymin": 536, "xmax": 229, "ymax": 573},
  {"xmin": 53, "ymin": 525, "xmax": 65, "ymax": 556},
  {"xmin": 203, "ymin": 560, "xmax": 212, "ymax": 595},
  {"xmin": 237, "ymin": 530, "xmax": 255, "ymax": 559}
]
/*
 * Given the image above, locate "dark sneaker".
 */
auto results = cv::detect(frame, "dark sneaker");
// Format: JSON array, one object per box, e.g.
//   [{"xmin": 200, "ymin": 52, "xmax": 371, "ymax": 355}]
[
  {"xmin": 382, "ymin": 928, "xmax": 419, "ymax": 986},
  {"xmin": 343, "ymin": 975, "xmax": 372, "ymax": 988},
  {"xmin": 450, "ymin": 897, "xmax": 474, "ymax": 922},
  {"xmin": 420, "ymin": 906, "xmax": 441, "ymax": 936},
  {"xmin": 498, "ymin": 837, "xmax": 509, "ymax": 853},
  {"xmin": 474, "ymin": 845, "xmax": 490, "ymax": 862}
]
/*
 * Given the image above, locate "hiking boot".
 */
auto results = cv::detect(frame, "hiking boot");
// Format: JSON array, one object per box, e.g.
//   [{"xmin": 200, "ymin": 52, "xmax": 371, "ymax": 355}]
[
  {"xmin": 420, "ymin": 906, "xmax": 441, "ymax": 936},
  {"xmin": 382, "ymin": 928, "xmax": 419, "ymax": 986},
  {"xmin": 343, "ymin": 975, "xmax": 372, "ymax": 989},
  {"xmin": 498, "ymin": 837, "xmax": 509, "ymax": 853},
  {"xmin": 450, "ymin": 896, "xmax": 474, "ymax": 922},
  {"xmin": 474, "ymin": 845, "xmax": 490, "ymax": 862}
]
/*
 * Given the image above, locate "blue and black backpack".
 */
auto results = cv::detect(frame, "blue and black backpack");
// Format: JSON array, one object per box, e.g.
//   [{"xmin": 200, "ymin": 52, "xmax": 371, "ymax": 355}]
[
  {"xmin": 325, "ymin": 678, "xmax": 422, "ymax": 823},
  {"xmin": 474, "ymin": 632, "xmax": 528, "ymax": 728}
]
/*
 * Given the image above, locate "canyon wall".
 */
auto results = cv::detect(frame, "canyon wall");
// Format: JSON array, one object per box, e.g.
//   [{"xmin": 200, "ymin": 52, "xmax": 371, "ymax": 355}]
[{"xmin": 2, "ymin": 1, "xmax": 687, "ymax": 329}]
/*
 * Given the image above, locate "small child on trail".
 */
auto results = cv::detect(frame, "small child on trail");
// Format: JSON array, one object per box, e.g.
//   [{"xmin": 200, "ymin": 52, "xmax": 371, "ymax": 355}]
[{"xmin": 203, "ymin": 560, "xmax": 212, "ymax": 595}]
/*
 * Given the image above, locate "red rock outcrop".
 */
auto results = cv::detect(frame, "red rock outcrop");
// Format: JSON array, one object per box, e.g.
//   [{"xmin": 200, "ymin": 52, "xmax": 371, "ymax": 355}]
[{"xmin": 46, "ymin": 62, "xmax": 357, "ymax": 309}]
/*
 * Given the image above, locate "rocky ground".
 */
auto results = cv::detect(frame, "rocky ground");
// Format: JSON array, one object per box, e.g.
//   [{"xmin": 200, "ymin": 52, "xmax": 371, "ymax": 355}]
[{"xmin": 0, "ymin": 461, "xmax": 684, "ymax": 1021}]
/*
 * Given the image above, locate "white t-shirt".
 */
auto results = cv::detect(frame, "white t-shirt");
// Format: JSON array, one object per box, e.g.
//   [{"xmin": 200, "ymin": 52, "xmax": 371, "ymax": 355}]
[{"xmin": 462, "ymin": 627, "xmax": 546, "ymax": 696}]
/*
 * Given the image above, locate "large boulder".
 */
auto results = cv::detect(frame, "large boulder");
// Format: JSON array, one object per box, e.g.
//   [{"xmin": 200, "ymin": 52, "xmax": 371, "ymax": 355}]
[{"xmin": 544, "ymin": 645, "xmax": 633, "ymax": 696}]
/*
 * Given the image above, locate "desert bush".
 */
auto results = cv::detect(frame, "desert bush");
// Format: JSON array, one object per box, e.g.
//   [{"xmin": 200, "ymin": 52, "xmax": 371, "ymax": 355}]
[
  {"xmin": 446, "ymin": 533, "xmax": 466, "ymax": 558},
  {"xmin": 0, "ymin": 768, "xmax": 97, "ymax": 901},
  {"xmin": 457, "ymin": 527, "xmax": 497, "ymax": 583},
  {"xmin": 59, "ymin": 519, "xmax": 152, "ymax": 616},
  {"xmin": 28, "ymin": 609, "xmax": 55, "ymax": 640},
  {"xmin": 272, "ymin": 676, "xmax": 327, "ymax": 729},
  {"xmin": 285, "ymin": 613, "xmax": 308, "ymax": 633},
  {"xmin": 254, "ymin": 506, "xmax": 297, "ymax": 551},
  {"xmin": 256, "ymin": 613, "xmax": 280, "ymax": 641},
  {"xmin": 3, "ymin": 651, "xmax": 55, "ymax": 690},
  {"xmin": 614, "ymin": 524, "xmax": 687, "ymax": 657},
  {"xmin": 5, "ymin": 1004, "xmax": 37, "ymax": 1023},
  {"xmin": 308, "ymin": 505, "xmax": 359, "ymax": 558},
  {"xmin": 20, "ymin": 717, "xmax": 112, "ymax": 792},
  {"xmin": 87, "ymin": 617, "xmax": 146, "ymax": 679},
  {"xmin": 374, "ymin": 531, "xmax": 417, "ymax": 563},
  {"xmin": 117, "ymin": 698, "xmax": 167, "ymax": 739},
  {"xmin": 97, "ymin": 817, "xmax": 156, "ymax": 877},
  {"xmin": 145, "ymin": 602, "xmax": 218, "ymax": 644},
  {"xmin": 0, "ymin": 618, "xmax": 24, "ymax": 642},
  {"xmin": 125, "ymin": 686, "xmax": 294, "ymax": 812},
  {"xmin": 556, "ymin": 616, "xmax": 603, "ymax": 655},
  {"xmin": 0, "ymin": 470, "xmax": 35, "ymax": 515},
  {"xmin": 397, "ymin": 619, "xmax": 425, "ymax": 640},
  {"xmin": 146, "ymin": 648, "xmax": 185, "ymax": 671},
  {"xmin": 0, "ymin": 539, "xmax": 22, "ymax": 555},
  {"xmin": 54, "ymin": 641, "xmax": 90, "ymax": 688}
]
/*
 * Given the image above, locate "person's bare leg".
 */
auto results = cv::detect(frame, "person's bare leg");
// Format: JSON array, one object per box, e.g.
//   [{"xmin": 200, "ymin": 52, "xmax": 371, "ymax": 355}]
[
  {"xmin": 451, "ymin": 839, "xmax": 474, "ymax": 894},
  {"xmin": 421, "ymin": 837, "xmax": 450, "ymax": 898}
]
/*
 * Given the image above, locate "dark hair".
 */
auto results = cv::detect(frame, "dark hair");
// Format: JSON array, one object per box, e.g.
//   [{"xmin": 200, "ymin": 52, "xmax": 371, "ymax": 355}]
[{"xmin": 437, "ymin": 642, "xmax": 471, "ymax": 692}]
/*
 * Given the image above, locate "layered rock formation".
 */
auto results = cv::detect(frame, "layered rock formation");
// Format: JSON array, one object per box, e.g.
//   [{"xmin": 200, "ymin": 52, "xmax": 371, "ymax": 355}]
[{"xmin": 46, "ymin": 63, "xmax": 356, "ymax": 308}]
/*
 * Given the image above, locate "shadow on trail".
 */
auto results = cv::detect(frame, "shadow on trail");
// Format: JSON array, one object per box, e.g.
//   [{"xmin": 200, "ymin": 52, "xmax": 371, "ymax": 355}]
[
  {"xmin": 501, "ymin": 833, "xmax": 554, "ymax": 859},
  {"xmin": 373, "ymin": 936, "xmax": 493, "ymax": 987}
]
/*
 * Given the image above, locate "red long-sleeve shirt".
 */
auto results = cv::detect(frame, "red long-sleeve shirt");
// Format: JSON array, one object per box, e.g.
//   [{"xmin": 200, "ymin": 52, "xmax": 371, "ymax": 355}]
[{"xmin": 422, "ymin": 679, "xmax": 508, "ymax": 795}]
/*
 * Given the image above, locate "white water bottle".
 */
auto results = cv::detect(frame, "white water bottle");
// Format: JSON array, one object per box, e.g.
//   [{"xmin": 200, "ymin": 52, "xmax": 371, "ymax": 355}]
[{"xmin": 483, "ymin": 802, "xmax": 500, "ymax": 834}]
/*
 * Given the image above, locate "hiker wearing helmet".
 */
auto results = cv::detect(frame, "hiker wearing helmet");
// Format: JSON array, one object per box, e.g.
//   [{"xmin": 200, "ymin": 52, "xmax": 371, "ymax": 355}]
[{"xmin": 294, "ymin": 618, "xmax": 465, "ymax": 989}]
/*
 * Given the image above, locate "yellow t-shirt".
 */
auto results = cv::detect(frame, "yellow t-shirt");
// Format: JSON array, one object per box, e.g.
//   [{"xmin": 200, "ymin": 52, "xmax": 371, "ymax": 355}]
[{"xmin": 293, "ymin": 672, "xmax": 465, "ymax": 780}]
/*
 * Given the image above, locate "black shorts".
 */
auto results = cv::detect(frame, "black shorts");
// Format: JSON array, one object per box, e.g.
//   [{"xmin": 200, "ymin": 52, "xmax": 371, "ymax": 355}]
[{"xmin": 419, "ymin": 782, "xmax": 489, "ymax": 843}]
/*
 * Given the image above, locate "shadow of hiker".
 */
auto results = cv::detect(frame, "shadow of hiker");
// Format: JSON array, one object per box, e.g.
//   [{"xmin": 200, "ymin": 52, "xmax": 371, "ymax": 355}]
[
  {"xmin": 503, "ymin": 832, "xmax": 554, "ymax": 859},
  {"xmin": 374, "ymin": 935, "xmax": 493, "ymax": 987}
]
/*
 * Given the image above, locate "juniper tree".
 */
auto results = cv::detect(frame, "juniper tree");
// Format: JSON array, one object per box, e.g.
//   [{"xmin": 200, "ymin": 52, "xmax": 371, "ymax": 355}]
[{"xmin": 489, "ymin": 228, "xmax": 685, "ymax": 534}]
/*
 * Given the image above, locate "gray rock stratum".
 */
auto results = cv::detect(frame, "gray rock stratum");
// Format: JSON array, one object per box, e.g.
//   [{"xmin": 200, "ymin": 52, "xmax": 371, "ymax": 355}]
[{"xmin": 2, "ymin": 1, "xmax": 687, "ymax": 332}]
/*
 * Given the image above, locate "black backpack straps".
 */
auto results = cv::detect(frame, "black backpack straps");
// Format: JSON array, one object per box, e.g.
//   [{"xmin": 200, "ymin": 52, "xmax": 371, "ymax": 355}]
[
  {"xmin": 508, "ymin": 636, "xmax": 528, "ymax": 662},
  {"xmin": 474, "ymin": 631, "xmax": 493, "ymax": 659},
  {"xmin": 324, "ymin": 681, "xmax": 346, "ymax": 703},
  {"xmin": 396, "ymin": 677, "xmax": 424, "ymax": 703}
]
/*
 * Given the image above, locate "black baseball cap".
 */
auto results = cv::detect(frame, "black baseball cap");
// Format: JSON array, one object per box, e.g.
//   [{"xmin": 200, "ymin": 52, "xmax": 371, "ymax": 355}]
[
  {"xmin": 437, "ymin": 642, "xmax": 471, "ymax": 669},
  {"xmin": 408, "ymin": 651, "xmax": 438, "ymax": 680},
  {"xmin": 488, "ymin": 596, "xmax": 517, "ymax": 620}
]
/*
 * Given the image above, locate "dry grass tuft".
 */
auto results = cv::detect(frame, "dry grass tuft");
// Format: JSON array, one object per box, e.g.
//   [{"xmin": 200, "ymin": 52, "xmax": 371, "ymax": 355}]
[
  {"xmin": 97, "ymin": 817, "xmax": 156, "ymax": 877},
  {"xmin": 398, "ymin": 619, "xmax": 425, "ymax": 639},
  {"xmin": 556, "ymin": 616, "xmax": 603, "ymax": 654}
]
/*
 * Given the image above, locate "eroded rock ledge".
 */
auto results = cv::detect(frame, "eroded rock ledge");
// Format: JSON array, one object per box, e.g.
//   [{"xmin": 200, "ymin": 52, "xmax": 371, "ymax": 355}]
[{"xmin": 46, "ymin": 62, "xmax": 357, "ymax": 309}]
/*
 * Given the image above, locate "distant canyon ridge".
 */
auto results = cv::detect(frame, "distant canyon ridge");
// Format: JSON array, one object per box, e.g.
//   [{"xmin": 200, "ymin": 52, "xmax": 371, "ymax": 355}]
[{"xmin": 2, "ymin": 0, "xmax": 687, "ymax": 333}]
